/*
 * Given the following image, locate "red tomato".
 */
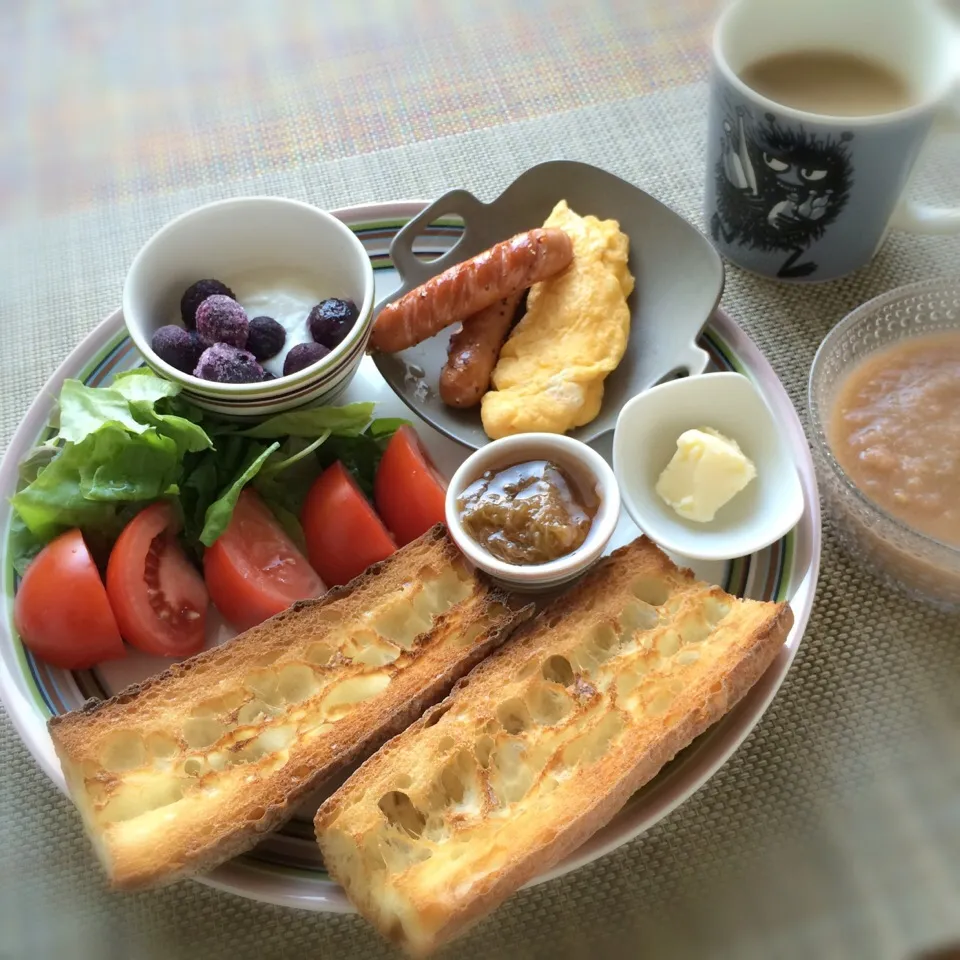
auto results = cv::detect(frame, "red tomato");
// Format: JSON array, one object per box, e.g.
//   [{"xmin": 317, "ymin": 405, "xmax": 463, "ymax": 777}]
[
  {"xmin": 374, "ymin": 425, "xmax": 448, "ymax": 546},
  {"xmin": 204, "ymin": 489, "xmax": 325, "ymax": 632},
  {"xmin": 14, "ymin": 530, "xmax": 125, "ymax": 670},
  {"xmin": 107, "ymin": 502, "xmax": 209, "ymax": 658},
  {"xmin": 302, "ymin": 461, "xmax": 396, "ymax": 587}
]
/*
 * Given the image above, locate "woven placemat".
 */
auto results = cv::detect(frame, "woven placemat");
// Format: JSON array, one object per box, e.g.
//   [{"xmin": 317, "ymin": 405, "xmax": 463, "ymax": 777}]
[{"xmin": 2, "ymin": 84, "xmax": 960, "ymax": 960}]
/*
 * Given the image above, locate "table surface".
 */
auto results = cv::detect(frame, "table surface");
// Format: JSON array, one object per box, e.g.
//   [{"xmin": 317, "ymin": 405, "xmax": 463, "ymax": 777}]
[{"xmin": 2, "ymin": 3, "xmax": 960, "ymax": 959}]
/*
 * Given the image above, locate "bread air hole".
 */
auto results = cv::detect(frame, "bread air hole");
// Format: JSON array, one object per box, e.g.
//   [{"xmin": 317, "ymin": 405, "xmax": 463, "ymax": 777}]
[
  {"xmin": 277, "ymin": 664, "xmax": 320, "ymax": 704},
  {"xmin": 378, "ymin": 791, "xmax": 427, "ymax": 839},
  {"xmin": 615, "ymin": 660, "xmax": 650, "ymax": 699},
  {"xmin": 413, "ymin": 565, "xmax": 472, "ymax": 620},
  {"xmin": 422, "ymin": 703, "xmax": 451, "ymax": 729},
  {"xmin": 341, "ymin": 630, "xmax": 401, "ymax": 666},
  {"xmin": 230, "ymin": 725, "xmax": 296, "ymax": 763},
  {"xmin": 678, "ymin": 617, "xmax": 712, "ymax": 646},
  {"xmin": 541, "ymin": 655, "xmax": 575, "ymax": 687},
  {"xmin": 570, "ymin": 621, "xmax": 620, "ymax": 676},
  {"xmin": 489, "ymin": 739, "xmax": 535, "ymax": 805},
  {"xmin": 561, "ymin": 712, "xmax": 624, "ymax": 768},
  {"xmin": 243, "ymin": 669, "xmax": 283, "ymax": 706},
  {"xmin": 631, "ymin": 577, "xmax": 670, "ymax": 607},
  {"xmin": 189, "ymin": 690, "xmax": 247, "ymax": 719},
  {"xmin": 182, "ymin": 718, "xmax": 228, "ymax": 750},
  {"xmin": 452, "ymin": 622, "xmax": 486, "ymax": 648},
  {"xmin": 496, "ymin": 697, "xmax": 533, "ymax": 735},
  {"xmin": 474, "ymin": 735, "xmax": 495, "ymax": 769},
  {"xmin": 304, "ymin": 642, "xmax": 334, "ymax": 666},
  {"xmin": 369, "ymin": 599, "xmax": 431, "ymax": 650},
  {"xmin": 182, "ymin": 757, "xmax": 206, "ymax": 777},
  {"xmin": 703, "ymin": 596, "xmax": 732, "ymax": 625},
  {"xmin": 657, "ymin": 631, "xmax": 681, "ymax": 658},
  {"xmin": 99, "ymin": 777, "xmax": 184, "ymax": 824},
  {"xmin": 618, "ymin": 601, "xmax": 659, "ymax": 635},
  {"xmin": 236, "ymin": 699, "xmax": 279, "ymax": 726},
  {"xmin": 144, "ymin": 732, "xmax": 179, "ymax": 761},
  {"xmin": 100, "ymin": 731, "xmax": 147, "ymax": 772},
  {"xmin": 525, "ymin": 682, "xmax": 574, "ymax": 725},
  {"xmin": 378, "ymin": 832, "xmax": 432, "ymax": 873},
  {"xmin": 321, "ymin": 673, "xmax": 392, "ymax": 719}
]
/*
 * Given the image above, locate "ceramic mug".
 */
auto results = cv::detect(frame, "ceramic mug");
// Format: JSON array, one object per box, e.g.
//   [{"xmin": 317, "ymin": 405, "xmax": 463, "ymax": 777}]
[{"xmin": 705, "ymin": 0, "xmax": 960, "ymax": 282}]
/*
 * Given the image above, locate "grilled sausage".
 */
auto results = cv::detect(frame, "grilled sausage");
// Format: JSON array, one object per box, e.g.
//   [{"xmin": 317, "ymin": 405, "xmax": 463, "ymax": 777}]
[
  {"xmin": 370, "ymin": 228, "xmax": 572, "ymax": 353},
  {"xmin": 439, "ymin": 292, "xmax": 523, "ymax": 408}
]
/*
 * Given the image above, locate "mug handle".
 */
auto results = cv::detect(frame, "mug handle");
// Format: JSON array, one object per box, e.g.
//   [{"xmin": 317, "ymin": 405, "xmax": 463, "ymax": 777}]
[{"xmin": 890, "ymin": 95, "xmax": 960, "ymax": 235}]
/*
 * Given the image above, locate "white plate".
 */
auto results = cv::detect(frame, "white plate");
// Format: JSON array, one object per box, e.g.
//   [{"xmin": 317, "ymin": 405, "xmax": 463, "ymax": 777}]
[{"xmin": 0, "ymin": 200, "xmax": 820, "ymax": 911}]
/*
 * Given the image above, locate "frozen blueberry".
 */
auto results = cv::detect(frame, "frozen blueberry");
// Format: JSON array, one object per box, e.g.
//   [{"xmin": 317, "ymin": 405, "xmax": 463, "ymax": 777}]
[
  {"xmin": 308, "ymin": 298, "xmax": 359, "ymax": 349},
  {"xmin": 151, "ymin": 325, "xmax": 203, "ymax": 374},
  {"xmin": 260, "ymin": 369, "xmax": 277, "ymax": 381},
  {"xmin": 180, "ymin": 279, "xmax": 235, "ymax": 329},
  {"xmin": 195, "ymin": 295, "xmax": 249, "ymax": 348},
  {"xmin": 246, "ymin": 315, "xmax": 286, "ymax": 361},
  {"xmin": 283, "ymin": 342, "xmax": 330, "ymax": 377},
  {"xmin": 193, "ymin": 343, "xmax": 265, "ymax": 384}
]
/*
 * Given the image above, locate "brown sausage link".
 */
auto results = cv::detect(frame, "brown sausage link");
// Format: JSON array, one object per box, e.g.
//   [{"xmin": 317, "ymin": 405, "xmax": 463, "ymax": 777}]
[
  {"xmin": 370, "ymin": 228, "xmax": 572, "ymax": 353},
  {"xmin": 439, "ymin": 292, "xmax": 523, "ymax": 408}
]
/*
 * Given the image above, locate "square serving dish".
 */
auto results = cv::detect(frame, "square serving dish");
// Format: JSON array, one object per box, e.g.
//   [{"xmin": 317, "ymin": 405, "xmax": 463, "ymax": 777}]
[{"xmin": 372, "ymin": 160, "xmax": 725, "ymax": 450}]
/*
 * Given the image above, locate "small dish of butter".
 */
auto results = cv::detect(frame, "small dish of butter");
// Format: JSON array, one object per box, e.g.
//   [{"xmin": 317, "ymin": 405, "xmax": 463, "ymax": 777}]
[{"xmin": 612, "ymin": 372, "xmax": 803, "ymax": 561}]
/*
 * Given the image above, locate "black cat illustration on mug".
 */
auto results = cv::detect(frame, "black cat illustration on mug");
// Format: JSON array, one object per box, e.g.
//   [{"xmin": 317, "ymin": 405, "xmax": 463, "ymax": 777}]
[{"xmin": 710, "ymin": 107, "xmax": 854, "ymax": 279}]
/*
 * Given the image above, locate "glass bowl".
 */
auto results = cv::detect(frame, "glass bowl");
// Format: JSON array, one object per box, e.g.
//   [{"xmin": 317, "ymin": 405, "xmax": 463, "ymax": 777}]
[{"xmin": 808, "ymin": 277, "xmax": 960, "ymax": 611}]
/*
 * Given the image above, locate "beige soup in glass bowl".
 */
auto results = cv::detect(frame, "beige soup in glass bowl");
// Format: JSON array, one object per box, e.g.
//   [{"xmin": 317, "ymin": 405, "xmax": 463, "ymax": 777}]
[{"xmin": 809, "ymin": 278, "xmax": 960, "ymax": 611}]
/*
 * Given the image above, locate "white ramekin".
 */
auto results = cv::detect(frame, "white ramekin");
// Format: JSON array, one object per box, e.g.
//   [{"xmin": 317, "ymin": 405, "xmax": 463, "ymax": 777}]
[{"xmin": 445, "ymin": 433, "xmax": 621, "ymax": 593}]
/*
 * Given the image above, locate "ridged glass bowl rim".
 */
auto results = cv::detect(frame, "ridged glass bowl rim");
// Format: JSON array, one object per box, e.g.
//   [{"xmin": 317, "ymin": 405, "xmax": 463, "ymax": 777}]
[{"xmin": 807, "ymin": 276, "xmax": 960, "ymax": 558}]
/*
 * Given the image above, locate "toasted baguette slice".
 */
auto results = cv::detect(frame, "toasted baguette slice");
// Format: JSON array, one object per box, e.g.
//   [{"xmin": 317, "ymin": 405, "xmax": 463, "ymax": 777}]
[
  {"xmin": 316, "ymin": 536, "xmax": 793, "ymax": 956},
  {"xmin": 48, "ymin": 525, "xmax": 531, "ymax": 890}
]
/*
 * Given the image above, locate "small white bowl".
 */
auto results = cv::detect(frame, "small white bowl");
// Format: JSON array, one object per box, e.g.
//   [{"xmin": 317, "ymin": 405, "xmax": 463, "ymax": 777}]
[
  {"xmin": 123, "ymin": 196, "xmax": 375, "ymax": 418},
  {"xmin": 445, "ymin": 434, "xmax": 621, "ymax": 593},
  {"xmin": 613, "ymin": 372, "xmax": 804, "ymax": 561}
]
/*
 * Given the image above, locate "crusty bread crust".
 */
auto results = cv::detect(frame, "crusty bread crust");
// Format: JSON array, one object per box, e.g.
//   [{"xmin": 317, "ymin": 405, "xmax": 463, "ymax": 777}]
[
  {"xmin": 48, "ymin": 525, "xmax": 532, "ymax": 890},
  {"xmin": 315, "ymin": 536, "xmax": 793, "ymax": 956}
]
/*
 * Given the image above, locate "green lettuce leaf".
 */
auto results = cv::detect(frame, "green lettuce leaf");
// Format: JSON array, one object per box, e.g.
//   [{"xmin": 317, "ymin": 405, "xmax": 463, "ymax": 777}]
[
  {"xmin": 199, "ymin": 442, "xmax": 280, "ymax": 547},
  {"xmin": 77, "ymin": 426, "xmax": 180, "ymax": 502},
  {"xmin": 56, "ymin": 379, "xmax": 147, "ymax": 444},
  {"xmin": 111, "ymin": 369, "xmax": 181, "ymax": 404},
  {"xmin": 317, "ymin": 417, "xmax": 407, "ymax": 498},
  {"xmin": 233, "ymin": 402, "xmax": 375, "ymax": 439},
  {"xmin": 11, "ymin": 435, "xmax": 156, "ymax": 543}
]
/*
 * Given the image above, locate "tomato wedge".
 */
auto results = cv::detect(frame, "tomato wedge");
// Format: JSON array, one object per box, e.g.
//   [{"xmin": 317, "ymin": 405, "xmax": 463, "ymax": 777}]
[
  {"xmin": 106, "ymin": 502, "xmax": 209, "ymax": 658},
  {"xmin": 302, "ymin": 461, "xmax": 396, "ymax": 587},
  {"xmin": 14, "ymin": 529, "xmax": 125, "ymax": 670},
  {"xmin": 374, "ymin": 425, "xmax": 448, "ymax": 546},
  {"xmin": 204, "ymin": 488, "xmax": 325, "ymax": 632}
]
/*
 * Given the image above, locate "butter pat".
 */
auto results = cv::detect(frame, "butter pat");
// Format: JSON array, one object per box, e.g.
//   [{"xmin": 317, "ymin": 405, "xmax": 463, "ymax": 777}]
[{"xmin": 655, "ymin": 428, "xmax": 756, "ymax": 523}]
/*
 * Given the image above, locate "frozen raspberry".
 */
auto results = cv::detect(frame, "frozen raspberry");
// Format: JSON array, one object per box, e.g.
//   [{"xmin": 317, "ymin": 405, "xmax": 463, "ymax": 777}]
[
  {"xmin": 151, "ymin": 325, "xmax": 203, "ymax": 374},
  {"xmin": 246, "ymin": 316, "xmax": 286, "ymax": 361},
  {"xmin": 193, "ymin": 343, "xmax": 265, "ymax": 383},
  {"xmin": 308, "ymin": 298, "xmax": 359, "ymax": 349},
  {"xmin": 283, "ymin": 342, "xmax": 330, "ymax": 376},
  {"xmin": 180, "ymin": 279, "xmax": 235, "ymax": 329},
  {"xmin": 195, "ymin": 295, "xmax": 249, "ymax": 348}
]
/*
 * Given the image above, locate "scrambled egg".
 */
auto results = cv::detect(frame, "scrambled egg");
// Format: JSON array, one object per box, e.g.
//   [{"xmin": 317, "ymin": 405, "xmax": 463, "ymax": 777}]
[{"xmin": 480, "ymin": 200, "xmax": 634, "ymax": 439}]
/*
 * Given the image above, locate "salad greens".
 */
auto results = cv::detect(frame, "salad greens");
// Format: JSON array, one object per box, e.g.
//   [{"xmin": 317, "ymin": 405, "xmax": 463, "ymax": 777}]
[{"xmin": 10, "ymin": 369, "xmax": 404, "ymax": 575}]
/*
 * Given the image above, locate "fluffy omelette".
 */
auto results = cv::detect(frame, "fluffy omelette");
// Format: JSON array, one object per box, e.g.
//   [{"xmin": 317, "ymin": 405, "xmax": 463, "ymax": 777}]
[{"xmin": 480, "ymin": 200, "xmax": 634, "ymax": 439}]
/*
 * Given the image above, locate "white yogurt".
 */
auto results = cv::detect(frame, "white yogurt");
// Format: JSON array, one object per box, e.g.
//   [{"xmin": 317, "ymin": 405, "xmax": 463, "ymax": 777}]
[{"xmin": 180, "ymin": 268, "xmax": 352, "ymax": 378}]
